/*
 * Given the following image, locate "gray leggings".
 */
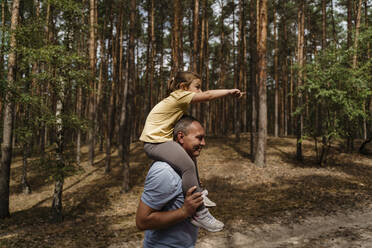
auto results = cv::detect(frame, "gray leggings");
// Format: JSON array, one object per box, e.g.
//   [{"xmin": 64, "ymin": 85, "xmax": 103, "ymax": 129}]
[{"xmin": 144, "ymin": 141, "xmax": 203, "ymax": 196}]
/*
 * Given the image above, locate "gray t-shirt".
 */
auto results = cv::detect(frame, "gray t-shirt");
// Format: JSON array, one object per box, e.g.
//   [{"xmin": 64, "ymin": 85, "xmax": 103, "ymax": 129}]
[{"xmin": 141, "ymin": 161, "xmax": 199, "ymax": 248}]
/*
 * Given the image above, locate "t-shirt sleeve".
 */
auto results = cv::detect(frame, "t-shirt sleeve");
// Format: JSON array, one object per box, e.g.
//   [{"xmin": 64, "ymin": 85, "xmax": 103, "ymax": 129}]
[
  {"xmin": 141, "ymin": 163, "xmax": 182, "ymax": 210},
  {"xmin": 172, "ymin": 90, "xmax": 196, "ymax": 110}
]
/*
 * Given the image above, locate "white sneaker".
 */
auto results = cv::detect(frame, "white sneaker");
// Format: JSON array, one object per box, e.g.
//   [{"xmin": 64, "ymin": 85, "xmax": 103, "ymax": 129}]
[
  {"xmin": 202, "ymin": 189, "xmax": 217, "ymax": 207},
  {"xmin": 190, "ymin": 208, "xmax": 224, "ymax": 232}
]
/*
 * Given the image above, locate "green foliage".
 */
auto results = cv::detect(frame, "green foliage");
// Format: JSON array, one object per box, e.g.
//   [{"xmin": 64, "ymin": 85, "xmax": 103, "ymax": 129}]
[
  {"xmin": 296, "ymin": 29, "xmax": 371, "ymax": 157},
  {"xmin": 32, "ymin": 146, "xmax": 84, "ymax": 182}
]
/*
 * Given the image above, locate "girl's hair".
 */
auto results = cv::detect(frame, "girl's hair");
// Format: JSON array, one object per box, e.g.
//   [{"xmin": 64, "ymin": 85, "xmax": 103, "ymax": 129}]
[{"xmin": 167, "ymin": 71, "xmax": 201, "ymax": 92}]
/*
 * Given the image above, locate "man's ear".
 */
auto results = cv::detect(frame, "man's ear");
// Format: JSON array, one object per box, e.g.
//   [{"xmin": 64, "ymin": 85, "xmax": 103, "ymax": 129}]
[{"xmin": 176, "ymin": 131, "xmax": 185, "ymax": 144}]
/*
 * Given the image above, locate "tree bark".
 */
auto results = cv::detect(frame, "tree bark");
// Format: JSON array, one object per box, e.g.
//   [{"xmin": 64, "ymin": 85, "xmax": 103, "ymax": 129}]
[
  {"xmin": 172, "ymin": 0, "xmax": 182, "ymax": 74},
  {"xmin": 352, "ymin": 0, "xmax": 362, "ymax": 69},
  {"xmin": 51, "ymin": 74, "xmax": 65, "ymax": 223},
  {"xmin": 351, "ymin": 0, "xmax": 365, "ymax": 140},
  {"xmin": 280, "ymin": 17, "xmax": 288, "ymax": 136},
  {"xmin": 322, "ymin": 0, "xmax": 327, "ymax": 49},
  {"xmin": 199, "ymin": 0, "xmax": 207, "ymax": 126},
  {"xmin": 120, "ymin": 0, "xmax": 136, "ymax": 193},
  {"xmin": 254, "ymin": 0, "xmax": 268, "ymax": 167},
  {"xmin": 296, "ymin": 0, "xmax": 305, "ymax": 162},
  {"xmin": 0, "ymin": 0, "xmax": 20, "ymax": 219},
  {"xmin": 21, "ymin": 144, "xmax": 31, "ymax": 194},
  {"xmin": 0, "ymin": 0, "xmax": 6, "ymax": 105},
  {"xmin": 88, "ymin": 0, "xmax": 97, "ymax": 166},
  {"xmin": 105, "ymin": 9, "xmax": 117, "ymax": 173},
  {"xmin": 192, "ymin": 0, "xmax": 199, "ymax": 73},
  {"xmin": 236, "ymin": 0, "xmax": 245, "ymax": 142},
  {"xmin": 145, "ymin": 0, "xmax": 155, "ymax": 114},
  {"xmin": 274, "ymin": 6, "xmax": 279, "ymax": 137},
  {"xmin": 347, "ymin": 0, "xmax": 353, "ymax": 49},
  {"xmin": 250, "ymin": 0, "xmax": 258, "ymax": 161}
]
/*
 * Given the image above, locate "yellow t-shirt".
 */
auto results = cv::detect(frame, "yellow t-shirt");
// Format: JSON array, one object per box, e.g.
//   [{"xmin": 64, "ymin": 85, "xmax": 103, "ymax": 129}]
[{"xmin": 140, "ymin": 90, "xmax": 196, "ymax": 143}]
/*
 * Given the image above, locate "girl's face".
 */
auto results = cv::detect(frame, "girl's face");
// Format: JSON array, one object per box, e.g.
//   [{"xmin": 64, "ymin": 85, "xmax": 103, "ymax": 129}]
[{"xmin": 186, "ymin": 79, "xmax": 202, "ymax": 93}]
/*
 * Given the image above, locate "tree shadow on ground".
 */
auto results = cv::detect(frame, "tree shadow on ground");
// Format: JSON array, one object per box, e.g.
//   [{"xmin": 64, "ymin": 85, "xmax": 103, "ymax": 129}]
[
  {"xmin": 203, "ymin": 172, "xmax": 372, "ymax": 232},
  {"xmin": 9, "ymin": 150, "xmax": 109, "ymax": 195},
  {"xmin": 3, "ymin": 143, "xmax": 150, "ymax": 248},
  {"xmin": 0, "ymin": 205, "xmax": 136, "ymax": 248}
]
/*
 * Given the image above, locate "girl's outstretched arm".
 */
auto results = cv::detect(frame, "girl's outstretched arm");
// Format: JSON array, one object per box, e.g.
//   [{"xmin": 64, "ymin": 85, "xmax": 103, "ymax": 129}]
[{"xmin": 191, "ymin": 89, "xmax": 244, "ymax": 103}]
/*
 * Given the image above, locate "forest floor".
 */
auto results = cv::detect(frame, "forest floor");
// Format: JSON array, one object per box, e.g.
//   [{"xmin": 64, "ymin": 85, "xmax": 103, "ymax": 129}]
[{"xmin": 1, "ymin": 133, "xmax": 372, "ymax": 248}]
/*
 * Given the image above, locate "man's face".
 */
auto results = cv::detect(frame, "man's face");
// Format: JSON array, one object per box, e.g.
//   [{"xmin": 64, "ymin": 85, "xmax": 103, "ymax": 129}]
[{"xmin": 177, "ymin": 121, "xmax": 206, "ymax": 158}]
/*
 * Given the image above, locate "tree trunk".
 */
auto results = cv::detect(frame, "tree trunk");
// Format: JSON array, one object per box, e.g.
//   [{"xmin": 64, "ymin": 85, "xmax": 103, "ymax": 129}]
[
  {"xmin": 192, "ymin": 0, "xmax": 199, "ymax": 72},
  {"xmin": 236, "ymin": 0, "xmax": 245, "ymax": 142},
  {"xmin": 0, "ymin": 0, "xmax": 6, "ymax": 103},
  {"xmin": 219, "ymin": 0, "xmax": 226, "ymax": 136},
  {"xmin": 96, "ymin": 6, "xmax": 106, "ymax": 154},
  {"xmin": 280, "ymin": 17, "xmax": 288, "ymax": 136},
  {"xmin": 51, "ymin": 74, "xmax": 65, "ymax": 223},
  {"xmin": 76, "ymin": 5, "xmax": 85, "ymax": 166},
  {"xmin": 21, "ymin": 144, "xmax": 31, "ymax": 194},
  {"xmin": 145, "ymin": 0, "xmax": 155, "ymax": 114},
  {"xmin": 330, "ymin": 0, "xmax": 338, "ymax": 45},
  {"xmin": 254, "ymin": 0, "xmax": 268, "ymax": 167},
  {"xmin": 352, "ymin": 0, "xmax": 362, "ymax": 68},
  {"xmin": 120, "ymin": 0, "xmax": 136, "ymax": 193},
  {"xmin": 347, "ymin": 0, "xmax": 353, "ymax": 49},
  {"xmin": 274, "ymin": 7, "xmax": 279, "ymax": 137},
  {"xmin": 88, "ymin": 0, "xmax": 97, "ymax": 166},
  {"xmin": 0, "ymin": 0, "xmax": 20, "ymax": 219},
  {"xmin": 199, "ymin": 0, "xmax": 207, "ymax": 126},
  {"xmin": 296, "ymin": 0, "xmax": 305, "ymax": 162},
  {"xmin": 352, "ymin": 0, "xmax": 365, "ymax": 140},
  {"xmin": 250, "ymin": 0, "xmax": 258, "ymax": 161},
  {"xmin": 172, "ymin": 0, "xmax": 182, "ymax": 74},
  {"xmin": 322, "ymin": 0, "xmax": 327, "ymax": 49},
  {"xmin": 105, "ymin": 10, "xmax": 117, "ymax": 173}
]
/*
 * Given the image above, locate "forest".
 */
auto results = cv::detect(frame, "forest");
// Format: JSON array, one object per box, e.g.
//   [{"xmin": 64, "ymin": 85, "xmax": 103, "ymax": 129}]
[{"xmin": 0, "ymin": 0, "xmax": 371, "ymax": 244}]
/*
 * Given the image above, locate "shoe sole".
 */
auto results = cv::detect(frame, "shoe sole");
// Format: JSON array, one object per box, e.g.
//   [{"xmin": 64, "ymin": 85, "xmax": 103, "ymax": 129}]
[
  {"xmin": 204, "ymin": 203, "xmax": 217, "ymax": 207},
  {"xmin": 190, "ymin": 220, "xmax": 224, "ymax": 232}
]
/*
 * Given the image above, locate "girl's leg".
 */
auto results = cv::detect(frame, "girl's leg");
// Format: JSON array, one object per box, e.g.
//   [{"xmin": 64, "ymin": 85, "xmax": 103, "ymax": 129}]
[{"xmin": 144, "ymin": 142, "xmax": 203, "ymax": 195}]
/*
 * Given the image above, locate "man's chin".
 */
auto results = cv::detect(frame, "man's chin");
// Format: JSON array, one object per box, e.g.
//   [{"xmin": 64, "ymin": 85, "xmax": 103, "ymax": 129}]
[{"xmin": 193, "ymin": 150, "xmax": 202, "ymax": 157}]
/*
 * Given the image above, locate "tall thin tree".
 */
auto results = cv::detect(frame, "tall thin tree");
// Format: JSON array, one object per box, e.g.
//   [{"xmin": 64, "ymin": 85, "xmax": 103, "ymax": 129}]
[
  {"xmin": 296, "ymin": 0, "xmax": 305, "ymax": 162},
  {"xmin": 274, "ymin": 5, "xmax": 279, "ymax": 137},
  {"xmin": 0, "ymin": 0, "xmax": 20, "ymax": 219},
  {"xmin": 254, "ymin": 0, "xmax": 268, "ymax": 167},
  {"xmin": 250, "ymin": 0, "xmax": 258, "ymax": 160},
  {"xmin": 88, "ymin": 0, "xmax": 97, "ymax": 166}
]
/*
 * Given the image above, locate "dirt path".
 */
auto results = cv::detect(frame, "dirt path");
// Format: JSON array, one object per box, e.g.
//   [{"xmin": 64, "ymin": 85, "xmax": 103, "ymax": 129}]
[
  {"xmin": 109, "ymin": 206, "xmax": 372, "ymax": 248},
  {"xmin": 4, "ymin": 136, "xmax": 372, "ymax": 248},
  {"xmin": 196, "ymin": 206, "xmax": 372, "ymax": 248}
]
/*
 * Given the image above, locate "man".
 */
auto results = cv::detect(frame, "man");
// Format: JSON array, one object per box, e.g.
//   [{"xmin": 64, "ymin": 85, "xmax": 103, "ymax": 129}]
[{"xmin": 136, "ymin": 116, "xmax": 214, "ymax": 247}]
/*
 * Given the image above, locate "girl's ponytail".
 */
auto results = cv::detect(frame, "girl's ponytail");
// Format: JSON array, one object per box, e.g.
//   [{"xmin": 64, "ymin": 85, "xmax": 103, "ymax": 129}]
[
  {"xmin": 167, "ymin": 76, "xmax": 175, "ymax": 92},
  {"xmin": 167, "ymin": 71, "xmax": 201, "ymax": 93}
]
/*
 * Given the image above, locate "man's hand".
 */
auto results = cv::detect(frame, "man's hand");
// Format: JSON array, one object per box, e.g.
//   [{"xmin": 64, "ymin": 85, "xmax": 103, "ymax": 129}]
[
  {"xmin": 229, "ymin": 89, "xmax": 245, "ymax": 98},
  {"xmin": 181, "ymin": 186, "xmax": 203, "ymax": 217}
]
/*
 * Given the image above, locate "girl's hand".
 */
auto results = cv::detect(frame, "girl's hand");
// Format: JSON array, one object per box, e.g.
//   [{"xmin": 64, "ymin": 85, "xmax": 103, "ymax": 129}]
[{"xmin": 230, "ymin": 89, "xmax": 245, "ymax": 98}]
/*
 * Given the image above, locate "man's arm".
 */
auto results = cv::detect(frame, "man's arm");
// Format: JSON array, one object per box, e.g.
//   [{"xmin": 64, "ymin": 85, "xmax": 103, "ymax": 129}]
[{"xmin": 136, "ymin": 186, "xmax": 203, "ymax": 230}]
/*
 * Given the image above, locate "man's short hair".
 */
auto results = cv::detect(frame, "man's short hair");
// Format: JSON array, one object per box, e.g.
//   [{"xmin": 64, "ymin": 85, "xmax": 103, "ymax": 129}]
[{"xmin": 173, "ymin": 115, "xmax": 201, "ymax": 140}]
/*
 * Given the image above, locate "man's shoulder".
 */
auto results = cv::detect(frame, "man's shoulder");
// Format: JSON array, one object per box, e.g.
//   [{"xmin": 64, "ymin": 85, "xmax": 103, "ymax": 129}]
[
  {"xmin": 142, "ymin": 161, "xmax": 183, "ymax": 211},
  {"xmin": 145, "ymin": 161, "xmax": 181, "ymax": 190},
  {"xmin": 148, "ymin": 161, "xmax": 180, "ymax": 179}
]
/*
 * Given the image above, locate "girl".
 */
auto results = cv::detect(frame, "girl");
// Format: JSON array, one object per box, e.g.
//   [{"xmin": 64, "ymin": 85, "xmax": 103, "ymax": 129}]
[{"xmin": 140, "ymin": 71, "xmax": 243, "ymax": 232}]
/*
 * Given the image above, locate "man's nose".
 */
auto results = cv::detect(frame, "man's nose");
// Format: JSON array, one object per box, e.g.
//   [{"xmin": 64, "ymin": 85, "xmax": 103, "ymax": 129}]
[{"xmin": 200, "ymin": 138, "xmax": 205, "ymax": 146}]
